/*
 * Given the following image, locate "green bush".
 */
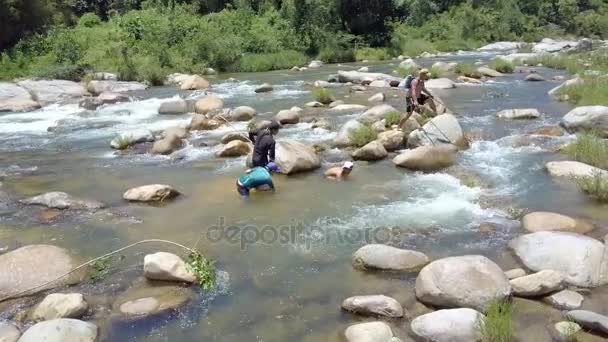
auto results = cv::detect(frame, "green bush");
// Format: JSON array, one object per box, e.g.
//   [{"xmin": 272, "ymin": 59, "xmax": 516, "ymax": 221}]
[
  {"xmin": 318, "ymin": 47, "xmax": 356, "ymax": 64},
  {"xmin": 349, "ymin": 125, "xmax": 377, "ymax": 147},
  {"xmin": 480, "ymin": 299, "xmax": 514, "ymax": 342},
  {"xmin": 385, "ymin": 112, "xmax": 400, "ymax": 127},
  {"xmin": 563, "ymin": 132, "xmax": 608, "ymax": 169},
  {"xmin": 355, "ymin": 47, "xmax": 391, "ymax": 61},
  {"xmin": 455, "ymin": 63, "xmax": 482, "ymax": 79},
  {"xmin": 312, "ymin": 88, "xmax": 334, "ymax": 105},
  {"xmin": 238, "ymin": 50, "xmax": 308, "ymax": 72},
  {"xmin": 78, "ymin": 13, "xmax": 101, "ymax": 28},
  {"xmin": 577, "ymin": 172, "xmax": 608, "ymax": 203},
  {"xmin": 490, "ymin": 59, "xmax": 515, "ymax": 73},
  {"xmin": 558, "ymin": 77, "xmax": 608, "ymax": 106}
]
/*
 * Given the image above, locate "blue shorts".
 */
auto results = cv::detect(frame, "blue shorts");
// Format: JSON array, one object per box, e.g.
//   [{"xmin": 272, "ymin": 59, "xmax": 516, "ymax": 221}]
[{"xmin": 236, "ymin": 180, "xmax": 249, "ymax": 196}]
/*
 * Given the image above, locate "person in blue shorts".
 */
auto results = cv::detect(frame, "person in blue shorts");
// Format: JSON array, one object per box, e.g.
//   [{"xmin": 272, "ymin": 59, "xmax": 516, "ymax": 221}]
[{"xmin": 236, "ymin": 162, "xmax": 280, "ymax": 197}]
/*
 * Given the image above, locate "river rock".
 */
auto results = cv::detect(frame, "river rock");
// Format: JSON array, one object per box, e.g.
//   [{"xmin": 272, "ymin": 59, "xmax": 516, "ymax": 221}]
[
  {"xmin": 158, "ymin": 99, "xmax": 188, "ymax": 115},
  {"xmin": 32, "ymin": 293, "xmax": 88, "ymax": 321},
  {"xmin": 341, "ymin": 295, "xmax": 403, "ymax": 318},
  {"xmin": 352, "ymin": 244, "xmax": 429, "ymax": 272},
  {"xmin": 179, "ymin": 75, "xmax": 210, "ymax": 90},
  {"xmin": 358, "ymin": 104, "xmax": 397, "ymax": 125},
  {"xmin": 114, "ymin": 280, "xmax": 193, "ymax": 318},
  {"xmin": 123, "ymin": 184, "xmax": 180, "ymax": 202},
  {"xmin": 337, "ymin": 71, "xmax": 401, "ymax": 85},
  {"xmin": 230, "ymin": 106, "xmax": 256, "ymax": 121},
  {"xmin": 87, "ymin": 80, "xmax": 147, "ymax": 95},
  {"xmin": 0, "ymin": 245, "xmax": 82, "ymax": 300},
  {"xmin": 544, "ymin": 290, "xmax": 584, "ymax": 310},
  {"xmin": 566, "ymin": 310, "xmax": 608, "ymax": 335},
  {"xmin": 352, "ymin": 141, "xmax": 388, "ymax": 161},
  {"xmin": 0, "ymin": 321, "xmax": 20, "ymax": 342},
  {"xmin": 525, "ymin": 73, "xmax": 545, "ymax": 82},
  {"xmin": 312, "ymin": 118, "xmax": 332, "ymax": 130},
  {"xmin": 308, "ymin": 60, "xmax": 323, "ymax": 69},
  {"xmin": 377, "ymin": 130, "xmax": 405, "ymax": 151},
  {"xmin": 505, "ymin": 268, "xmax": 527, "ymax": 279},
  {"xmin": 457, "ymin": 75, "xmax": 483, "ymax": 84},
  {"xmin": 0, "ymin": 82, "xmax": 40, "ymax": 112},
  {"xmin": 110, "ymin": 129, "xmax": 154, "ymax": 149},
  {"xmin": 79, "ymin": 92, "xmax": 130, "ymax": 110},
  {"xmin": 358, "ymin": 66, "xmax": 369, "ymax": 72},
  {"xmin": 509, "ymin": 270, "xmax": 564, "ymax": 297},
  {"xmin": 497, "ymin": 108, "xmax": 541, "ymax": 120},
  {"xmin": 426, "ymin": 78, "xmax": 456, "ymax": 89},
  {"xmin": 275, "ymin": 140, "xmax": 321, "ymax": 174},
  {"xmin": 400, "ymin": 58, "xmax": 420, "ymax": 69},
  {"xmin": 329, "ymin": 104, "xmax": 367, "ymax": 112},
  {"xmin": 151, "ymin": 134, "xmax": 182, "ymax": 155},
  {"xmin": 306, "ymin": 101, "xmax": 324, "ymax": 108},
  {"xmin": 143, "ymin": 252, "xmax": 196, "ymax": 283},
  {"xmin": 560, "ymin": 106, "xmax": 608, "ymax": 137},
  {"xmin": 190, "ymin": 116, "xmax": 222, "ymax": 131},
  {"xmin": 194, "ymin": 96, "xmax": 223, "ymax": 114},
  {"xmin": 549, "ymin": 77, "xmax": 584, "ymax": 98},
  {"xmin": 477, "ymin": 66, "xmax": 503, "ymax": 77},
  {"xmin": 344, "ymin": 321, "xmax": 393, "ymax": 342},
  {"xmin": 533, "ymin": 38, "xmax": 578, "ymax": 53},
  {"xmin": 17, "ymin": 80, "xmax": 89, "ymax": 106},
  {"xmin": 368, "ymin": 93, "xmax": 385, "ymax": 103},
  {"xmin": 509, "ymin": 231, "xmax": 608, "ymax": 287},
  {"xmin": 392, "ymin": 144, "xmax": 458, "ymax": 171},
  {"xmin": 545, "ymin": 161, "xmax": 608, "ymax": 178},
  {"xmin": 216, "ymin": 140, "xmax": 251, "ymax": 157},
  {"xmin": 162, "ymin": 126, "xmax": 189, "ymax": 139},
  {"xmin": 165, "ymin": 73, "xmax": 191, "ymax": 86},
  {"xmin": 479, "ymin": 42, "xmax": 523, "ymax": 51},
  {"xmin": 522, "ymin": 212, "xmax": 594, "ymax": 234},
  {"xmin": 553, "ymin": 321, "xmax": 582, "ymax": 339},
  {"xmin": 432, "ymin": 61, "xmax": 458, "ymax": 72},
  {"xmin": 255, "ymin": 83, "xmax": 273, "ymax": 93},
  {"xmin": 407, "ymin": 114, "xmax": 464, "ymax": 148},
  {"xmin": 415, "ymin": 255, "xmax": 511, "ymax": 311},
  {"xmin": 328, "ymin": 100, "xmax": 344, "ymax": 108},
  {"xmin": 351, "ymin": 85, "xmax": 366, "ymax": 92},
  {"xmin": 369, "ymin": 80, "xmax": 390, "ymax": 88},
  {"xmin": 220, "ymin": 132, "xmax": 249, "ymax": 144},
  {"xmin": 371, "ymin": 120, "xmax": 386, "ymax": 133},
  {"xmin": 21, "ymin": 192, "xmax": 104, "ymax": 210},
  {"xmin": 411, "ymin": 308, "xmax": 484, "ymax": 342},
  {"xmin": 335, "ymin": 120, "xmax": 365, "ymax": 147},
  {"xmin": 18, "ymin": 319, "xmax": 97, "ymax": 342},
  {"xmin": 274, "ymin": 110, "xmax": 300, "ymax": 124}
]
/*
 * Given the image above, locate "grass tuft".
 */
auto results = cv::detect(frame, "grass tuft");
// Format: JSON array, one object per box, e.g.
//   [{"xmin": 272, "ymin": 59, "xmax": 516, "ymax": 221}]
[
  {"xmin": 186, "ymin": 252, "xmax": 216, "ymax": 290},
  {"xmin": 455, "ymin": 63, "xmax": 482, "ymax": 79},
  {"xmin": 385, "ymin": 112, "xmax": 400, "ymax": 127},
  {"xmin": 349, "ymin": 125, "xmax": 377, "ymax": 147},
  {"xmin": 563, "ymin": 132, "xmax": 608, "ymax": 169},
  {"xmin": 558, "ymin": 77, "xmax": 608, "ymax": 106},
  {"xmin": 480, "ymin": 299, "xmax": 514, "ymax": 342},
  {"xmin": 490, "ymin": 59, "xmax": 515, "ymax": 73},
  {"xmin": 577, "ymin": 172, "xmax": 608, "ymax": 203},
  {"xmin": 355, "ymin": 47, "xmax": 391, "ymax": 61},
  {"xmin": 89, "ymin": 256, "xmax": 113, "ymax": 282},
  {"xmin": 312, "ymin": 88, "xmax": 335, "ymax": 105}
]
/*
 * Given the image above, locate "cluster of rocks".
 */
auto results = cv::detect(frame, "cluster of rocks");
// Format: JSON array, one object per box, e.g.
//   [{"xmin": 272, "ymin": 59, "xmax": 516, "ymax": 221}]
[{"xmin": 479, "ymin": 38, "xmax": 592, "ymax": 54}]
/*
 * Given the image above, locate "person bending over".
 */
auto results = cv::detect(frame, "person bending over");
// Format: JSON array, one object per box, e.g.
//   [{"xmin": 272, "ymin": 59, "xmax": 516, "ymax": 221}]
[
  {"xmin": 249, "ymin": 121, "xmax": 280, "ymax": 168},
  {"xmin": 402, "ymin": 68, "xmax": 437, "ymax": 124},
  {"xmin": 325, "ymin": 161, "xmax": 354, "ymax": 180},
  {"xmin": 236, "ymin": 162, "xmax": 280, "ymax": 197}
]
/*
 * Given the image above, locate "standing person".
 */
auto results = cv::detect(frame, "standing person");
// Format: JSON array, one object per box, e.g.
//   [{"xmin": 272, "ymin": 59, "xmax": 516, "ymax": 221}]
[
  {"xmin": 249, "ymin": 121, "xmax": 280, "ymax": 168},
  {"xmin": 236, "ymin": 162, "xmax": 280, "ymax": 197},
  {"xmin": 325, "ymin": 161, "xmax": 354, "ymax": 180},
  {"xmin": 402, "ymin": 68, "xmax": 437, "ymax": 124}
]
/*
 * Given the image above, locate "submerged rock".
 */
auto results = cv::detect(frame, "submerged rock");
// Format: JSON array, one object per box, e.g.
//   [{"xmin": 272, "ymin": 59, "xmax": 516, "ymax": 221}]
[
  {"xmin": 344, "ymin": 322, "xmax": 393, "ymax": 342},
  {"xmin": 17, "ymin": 80, "xmax": 89, "ymax": 106},
  {"xmin": 545, "ymin": 161, "xmax": 608, "ymax": 178},
  {"xmin": 143, "ymin": 252, "xmax": 196, "ymax": 283},
  {"xmin": 393, "ymin": 144, "xmax": 458, "ymax": 171},
  {"xmin": 549, "ymin": 77, "xmax": 583, "ymax": 98},
  {"xmin": 158, "ymin": 99, "xmax": 188, "ymax": 115},
  {"xmin": 525, "ymin": 73, "xmax": 545, "ymax": 82},
  {"xmin": 352, "ymin": 244, "xmax": 429, "ymax": 272},
  {"xmin": 123, "ymin": 184, "xmax": 180, "ymax": 202},
  {"xmin": 509, "ymin": 270, "xmax": 564, "ymax": 297},
  {"xmin": 114, "ymin": 281, "xmax": 193, "ymax": 318},
  {"xmin": 497, "ymin": 108, "xmax": 541, "ymax": 120},
  {"xmin": 18, "ymin": 319, "xmax": 97, "ymax": 342},
  {"xmin": 80, "ymin": 92, "xmax": 130, "ymax": 110},
  {"xmin": 358, "ymin": 104, "xmax": 397, "ymax": 125},
  {"xmin": 216, "ymin": 140, "xmax": 251, "ymax": 157},
  {"xmin": 411, "ymin": 308, "xmax": 484, "ymax": 342},
  {"xmin": 329, "ymin": 104, "xmax": 367, "ymax": 112},
  {"xmin": 407, "ymin": 114, "xmax": 464, "ymax": 148},
  {"xmin": 0, "ymin": 82, "xmax": 40, "ymax": 112},
  {"xmin": 255, "ymin": 83, "xmax": 273, "ymax": 93},
  {"xmin": 275, "ymin": 140, "xmax": 321, "ymax": 174},
  {"xmin": 32, "ymin": 293, "xmax": 88, "ymax": 321},
  {"xmin": 544, "ymin": 290, "xmax": 584, "ymax": 310},
  {"xmin": 352, "ymin": 141, "xmax": 388, "ymax": 161},
  {"xmin": 341, "ymin": 295, "xmax": 403, "ymax": 318},
  {"xmin": 560, "ymin": 106, "xmax": 608, "ymax": 137},
  {"xmin": 335, "ymin": 120, "xmax": 365, "ymax": 147},
  {"xmin": 566, "ymin": 310, "xmax": 608, "ymax": 335},
  {"xmin": 20, "ymin": 192, "xmax": 104, "ymax": 210},
  {"xmin": 194, "ymin": 96, "xmax": 224, "ymax": 114},
  {"xmin": 522, "ymin": 212, "xmax": 594, "ymax": 234},
  {"xmin": 110, "ymin": 129, "xmax": 155, "ymax": 149}
]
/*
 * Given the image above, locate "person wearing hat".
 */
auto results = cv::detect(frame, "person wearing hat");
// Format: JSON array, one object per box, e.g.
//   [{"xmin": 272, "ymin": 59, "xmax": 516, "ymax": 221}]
[
  {"xmin": 237, "ymin": 162, "xmax": 280, "ymax": 197},
  {"xmin": 249, "ymin": 120, "xmax": 280, "ymax": 168},
  {"xmin": 325, "ymin": 161, "xmax": 354, "ymax": 180},
  {"xmin": 406, "ymin": 68, "xmax": 437, "ymax": 117}
]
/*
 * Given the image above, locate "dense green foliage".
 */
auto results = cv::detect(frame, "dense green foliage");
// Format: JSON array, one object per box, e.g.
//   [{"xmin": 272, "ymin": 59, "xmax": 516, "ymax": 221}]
[
  {"xmin": 489, "ymin": 59, "xmax": 515, "ymax": 73},
  {"xmin": 312, "ymin": 88, "xmax": 334, "ymax": 105},
  {"xmin": 577, "ymin": 172, "xmax": 608, "ymax": 202},
  {"xmin": 563, "ymin": 132, "xmax": 608, "ymax": 169},
  {"xmin": 349, "ymin": 125, "xmax": 377, "ymax": 147}
]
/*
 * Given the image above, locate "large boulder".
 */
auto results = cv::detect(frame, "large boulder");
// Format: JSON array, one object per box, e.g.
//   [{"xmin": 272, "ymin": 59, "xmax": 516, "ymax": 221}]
[
  {"xmin": 352, "ymin": 141, "xmax": 388, "ymax": 161},
  {"xmin": 275, "ymin": 140, "xmax": 321, "ymax": 174},
  {"xmin": 143, "ymin": 252, "xmax": 196, "ymax": 283},
  {"xmin": 194, "ymin": 96, "xmax": 224, "ymax": 114},
  {"xmin": 179, "ymin": 75, "xmax": 210, "ymax": 90},
  {"xmin": 509, "ymin": 270, "xmax": 564, "ymax": 297},
  {"xmin": 18, "ymin": 319, "xmax": 97, "ymax": 342},
  {"xmin": 86, "ymin": 80, "xmax": 147, "ymax": 95},
  {"xmin": 274, "ymin": 110, "xmax": 300, "ymax": 125},
  {"xmin": 17, "ymin": 80, "xmax": 89, "ymax": 106},
  {"xmin": 158, "ymin": 99, "xmax": 188, "ymax": 115},
  {"xmin": 522, "ymin": 212, "xmax": 594, "ymax": 234},
  {"xmin": 32, "ymin": 293, "xmax": 88, "ymax": 321},
  {"xmin": 358, "ymin": 104, "xmax": 397, "ymax": 125},
  {"xmin": 399, "ymin": 58, "xmax": 421, "ymax": 69},
  {"xmin": 151, "ymin": 134, "xmax": 182, "ymax": 155},
  {"xmin": 533, "ymin": 38, "xmax": 578, "ymax": 53},
  {"xmin": 216, "ymin": 140, "xmax": 251, "ymax": 157},
  {"xmin": 525, "ymin": 73, "xmax": 545, "ymax": 82},
  {"xmin": 544, "ymin": 290, "xmax": 584, "ymax": 310},
  {"xmin": 377, "ymin": 130, "xmax": 405, "ymax": 151},
  {"xmin": 545, "ymin": 161, "xmax": 608, "ymax": 178},
  {"xmin": 0, "ymin": 82, "xmax": 40, "ymax": 112},
  {"xmin": 337, "ymin": 70, "xmax": 401, "ymax": 85},
  {"xmin": 477, "ymin": 66, "xmax": 503, "ymax": 77},
  {"xmin": 0, "ymin": 245, "xmax": 83, "ymax": 300},
  {"xmin": 123, "ymin": 184, "xmax": 180, "ymax": 202},
  {"xmin": 566, "ymin": 310, "xmax": 608, "ymax": 335},
  {"xmin": 0, "ymin": 321, "xmax": 20, "ymax": 342},
  {"xmin": 230, "ymin": 106, "xmax": 256, "ymax": 121},
  {"xmin": 431, "ymin": 61, "xmax": 457, "ymax": 72},
  {"xmin": 308, "ymin": 60, "xmax": 323, "ymax": 69},
  {"xmin": 341, "ymin": 295, "xmax": 403, "ymax": 318},
  {"xmin": 415, "ymin": 255, "xmax": 511, "ymax": 311},
  {"xmin": 335, "ymin": 120, "xmax": 365, "ymax": 147},
  {"xmin": 329, "ymin": 104, "xmax": 367, "ymax": 112},
  {"xmin": 110, "ymin": 129, "xmax": 154, "ymax": 149},
  {"xmin": 560, "ymin": 106, "xmax": 608, "ymax": 137},
  {"xmin": 255, "ymin": 83, "xmax": 273, "ymax": 93},
  {"xmin": 407, "ymin": 114, "xmax": 464, "ymax": 148},
  {"xmin": 509, "ymin": 232, "xmax": 608, "ymax": 287},
  {"xmin": 369, "ymin": 80, "xmax": 390, "ymax": 88},
  {"xmin": 344, "ymin": 322, "xmax": 393, "ymax": 342},
  {"xmin": 426, "ymin": 78, "xmax": 456, "ymax": 89},
  {"xmin": 220, "ymin": 132, "xmax": 249, "ymax": 144},
  {"xmin": 497, "ymin": 108, "xmax": 540, "ymax": 120},
  {"xmin": 79, "ymin": 92, "xmax": 129, "ymax": 110},
  {"xmin": 549, "ymin": 77, "xmax": 583, "ymax": 98},
  {"xmin": 162, "ymin": 126, "xmax": 189, "ymax": 139},
  {"xmin": 393, "ymin": 144, "xmax": 458, "ymax": 171},
  {"xmin": 190, "ymin": 116, "xmax": 223, "ymax": 131},
  {"xmin": 411, "ymin": 308, "xmax": 484, "ymax": 342},
  {"xmin": 352, "ymin": 244, "xmax": 429, "ymax": 272},
  {"xmin": 20, "ymin": 192, "xmax": 104, "ymax": 210},
  {"xmin": 478, "ymin": 42, "xmax": 523, "ymax": 51}
]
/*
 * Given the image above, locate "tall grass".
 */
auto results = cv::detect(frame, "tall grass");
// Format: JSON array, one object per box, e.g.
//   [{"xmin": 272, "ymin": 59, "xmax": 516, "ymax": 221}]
[
  {"xmin": 577, "ymin": 172, "xmax": 608, "ymax": 202},
  {"xmin": 312, "ymin": 88, "xmax": 335, "ymax": 105},
  {"xmin": 489, "ymin": 59, "xmax": 515, "ymax": 73},
  {"xmin": 355, "ymin": 47, "xmax": 391, "ymax": 61},
  {"xmin": 238, "ymin": 51, "xmax": 309, "ymax": 72},
  {"xmin": 349, "ymin": 125, "xmax": 377, "ymax": 147},
  {"xmin": 385, "ymin": 112, "xmax": 400, "ymax": 127},
  {"xmin": 429, "ymin": 66, "xmax": 447, "ymax": 79},
  {"xmin": 563, "ymin": 132, "xmax": 608, "ymax": 169},
  {"xmin": 480, "ymin": 299, "xmax": 514, "ymax": 342},
  {"xmin": 558, "ymin": 77, "xmax": 608, "ymax": 106},
  {"xmin": 455, "ymin": 63, "xmax": 482, "ymax": 79}
]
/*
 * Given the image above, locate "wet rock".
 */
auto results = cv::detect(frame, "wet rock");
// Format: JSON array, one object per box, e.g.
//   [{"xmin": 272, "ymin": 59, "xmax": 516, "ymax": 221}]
[
  {"xmin": 123, "ymin": 184, "xmax": 180, "ymax": 202},
  {"xmin": 335, "ymin": 120, "xmax": 365, "ymax": 147},
  {"xmin": 110, "ymin": 129, "xmax": 155, "ymax": 149},
  {"xmin": 329, "ymin": 104, "xmax": 367, "ymax": 112},
  {"xmin": 32, "ymin": 293, "xmax": 88, "ymax": 321},
  {"xmin": 426, "ymin": 78, "xmax": 456, "ymax": 89},
  {"xmin": 151, "ymin": 134, "xmax": 182, "ymax": 155},
  {"xmin": 0, "ymin": 245, "xmax": 82, "ymax": 300},
  {"xmin": 400, "ymin": 116, "xmax": 421, "ymax": 135},
  {"xmin": 114, "ymin": 281, "xmax": 193, "ymax": 318},
  {"xmin": 305, "ymin": 101, "xmax": 324, "ymax": 108},
  {"xmin": 368, "ymin": 93, "xmax": 385, "ymax": 103},
  {"xmin": 566, "ymin": 310, "xmax": 608, "ymax": 335},
  {"xmin": 415, "ymin": 255, "xmax": 511, "ymax": 311},
  {"xmin": 509, "ymin": 232, "xmax": 607, "ymax": 287},
  {"xmin": 393, "ymin": 144, "xmax": 458, "ymax": 171},
  {"xmin": 158, "ymin": 99, "xmax": 188, "ymax": 115},
  {"xmin": 351, "ymin": 85, "xmax": 366, "ymax": 92},
  {"xmin": 220, "ymin": 132, "xmax": 249, "ymax": 144},
  {"xmin": 533, "ymin": 38, "xmax": 578, "ymax": 53},
  {"xmin": 545, "ymin": 161, "xmax": 608, "ymax": 178},
  {"xmin": 162, "ymin": 126, "xmax": 189, "ymax": 139},
  {"xmin": 308, "ymin": 60, "xmax": 323, "ymax": 69},
  {"xmin": 143, "ymin": 252, "xmax": 196, "ymax": 283},
  {"xmin": 549, "ymin": 77, "xmax": 583, "ymax": 98},
  {"xmin": 525, "ymin": 73, "xmax": 545, "ymax": 82},
  {"xmin": 352, "ymin": 141, "xmax": 388, "ymax": 161},
  {"xmin": 352, "ymin": 244, "xmax": 429, "ymax": 272},
  {"xmin": 497, "ymin": 108, "xmax": 541, "ymax": 120},
  {"xmin": 328, "ymin": 100, "xmax": 344, "ymax": 108},
  {"xmin": 531, "ymin": 126, "xmax": 565, "ymax": 136},
  {"xmin": 190, "ymin": 116, "xmax": 223, "ymax": 131},
  {"xmin": 341, "ymin": 295, "xmax": 403, "ymax": 318},
  {"xmin": 505, "ymin": 268, "xmax": 527, "ymax": 280},
  {"xmin": 80, "ymin": 92, "xmax": 130, "ymax": 110},
  {"xmin": 165, "ymin": 73, "xmax": 191, "ymax": 86},
  {"xmin": 560, "ymin": 106, "xmax": 608, "ymax": 137},
  {"xmin": 544, "ymin": 290, "xmax": 584, "ymax": 310},
  {"xmin": 477, "ymin": 66, "xmax": 503, "ymax": 77},
  {"xmin": 369, "ymin": 80, "xmax": 390, "ymax": 88},
  {"xmin": 21, "ymin": 192, "xmax": 104, "ymax": 210},
  {"xmin": 255, "ymin": 83, "xmax": 273, "ymax": 93},
  {"xmin": 18, "ymin": 319, "xmax": 97, "ymax": 342},
  {"xmin": 230, "ymin": 106, "xmax": 256, "ymax": 121},
  {"xmin": 457, "ymin": 75, "xmax": 483, "ymax": 84},
  {"xmin": 432, "ymin": 61, "xmax": 458, "ymax": 72},
  {"xmin": 216, "ymin": 140, "xmax": 251, "ymax": 157},
  {"xmin": 0, "ymin": 321, "xmax": 20, "ymax": 342},
  {"xmin": 87, "ymin": 80, "xmax": 147, "ymax": 96},
  {"xmin": 358, "ymin": 67, "xmax": 369, "ymax": 72},
  {"xmin": 179, "ymin": 75, "xmax": 210, "ymax": 90},
  {"xmin": 275, "ymin": 140, "xmax": 321, "ymax": 174},
  {"xmin": 510, "ymin": 270, "xmax": 564, "ymax": 297},
  {"xmin": 274, "ymin": 110, "xmax": 300, "ymax": 124},
  {"xmin": 407, "ymin": 114, "xmax": 464, "ymax": 148},
  {"xmin": 377, "ymin": 130, "xmax": 405, "ymax": 151},
  {"xmin": 291, "ymin": 66, "xmax": 301, "ymax": 72},
  {"xmin": 411, "ymin": 308, "xmax": 484, "ymax": 342},
  {"xmin": 553, "ymin": 321, "xmax": 582, "ymax": 339},
  {"xmin": 344, "ymin": 321, "xmax": 393, "ymax": 342},
  {"xmin": 194, "ymin": 96, "xmax": 224, "ymax": 114},
  {"xmin": 0, "ymin": 82, "xmax": 40, "ymax": 112},
  {"xmin": 479, "ymin": 42, "xmax": 523, "ymax": 51},
  {"xmin": 338, "ymin": 71, "xmax": 401, "ymax": 85},
  {"xmin": 358, "ymin": 104, "xmax": 397, "ymax": 125},
  {"xmin": 371, "ymin": 120, "xmax": 386, "ymax": 133},
  {"xmin": 91, "ymin": 72, "xmax": 117, "ymax": 81},
  {"xmin": 400, "ymin": 58, "xmax": 420, "ymax": 70},
  {"xmin": 16, "ymin": 80, "xmax": 89, "ymax": 107},
  {"xmin": 311, "ymin": 118, "xmax": 332, "ymax": 130},
  {"xmin": 522, "ymin": 212, "xmax": 594, "ymax": 234}
]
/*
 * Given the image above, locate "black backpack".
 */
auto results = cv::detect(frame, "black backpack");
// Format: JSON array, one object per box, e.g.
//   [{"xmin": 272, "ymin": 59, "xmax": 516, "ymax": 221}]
[{"xmin": 402, "ymin": 75, "xmax": 415, "ymax": 89}]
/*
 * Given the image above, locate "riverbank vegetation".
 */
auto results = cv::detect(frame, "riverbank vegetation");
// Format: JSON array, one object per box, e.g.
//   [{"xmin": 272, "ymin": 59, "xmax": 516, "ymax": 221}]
[
  {"xmin": 564, "ymin": 132, "xmax": 608, "ymax": 170},
  {"xmin": 2, "ymin": 0, "xmax": 608, "ymax": 81},
  {"xmin": 577, "ymin": 172, "xmax": 608, "ymax": 203},
  {"xmin": 350, "ymin": 125, "xmax": 377, "ymax": 148},
  {"xmin": 480, "ymin": 299, "xmax": 514, "ymax": 342}
]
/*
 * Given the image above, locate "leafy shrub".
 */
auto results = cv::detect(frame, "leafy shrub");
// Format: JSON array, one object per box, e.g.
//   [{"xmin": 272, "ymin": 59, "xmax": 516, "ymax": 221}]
[
  {"xmin": 490, "ymin": 59, "xmax": 515, "ymax": 73},
  {"xmin": 238, "ymin": 50, "xmax": 308, "ymax": 72},
  {"xmin": 318, "ymin": 47, "xmax": 356, "ymax": 64},
  {"xmin": 350, "ymin": 125, "xmax": 377, "ymax": 147},
  {"xmin": 186, "ymin": 252, "xmax": 216, "ymax": 290},
  {"xmin": 563, "ymin": 132, "xmax": 608, "ymax": 169},
  {"xmin": 78, "ymin": 13, "xmax": 101, "ymax": 28},
  {"xmin": 355, "ymin": 47, "xmax": 391, "ymax": 61},
  {"xmin": 312, "ymin": 88, "xmax": 334, "ymax": 105},
  {"xmin": 480, "ymin": 299, "xmax": 514, "ymax": 342},
  {"xmin": 33, "ymin": 64, "xmax": 87, "ymax": 81},
  {"xmin": 577, "ymin": 172, "xmax": 608, "ymax": 203},
  {"xmin": 385, "ymin": 112, "xmax": 400, "ymax": 127},
  {"xmin": 455, "ymin": 63, "xmax": 482, "ymax": 79}
]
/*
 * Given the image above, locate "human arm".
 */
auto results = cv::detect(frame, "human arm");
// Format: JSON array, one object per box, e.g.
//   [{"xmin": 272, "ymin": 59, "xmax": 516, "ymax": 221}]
[
  {"xmin": 421, "ymin": 83, "xmax": 434, "ymax": 98},
  {"xmin": 268, "ymin": 138, "xmax": 276, "ymax": 162}
]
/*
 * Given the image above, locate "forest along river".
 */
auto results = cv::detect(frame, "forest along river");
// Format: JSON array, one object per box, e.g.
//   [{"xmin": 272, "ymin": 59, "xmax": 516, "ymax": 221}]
[{"xmin": 0, "ymin": 52, "xmax": 605, "ymax": 341}]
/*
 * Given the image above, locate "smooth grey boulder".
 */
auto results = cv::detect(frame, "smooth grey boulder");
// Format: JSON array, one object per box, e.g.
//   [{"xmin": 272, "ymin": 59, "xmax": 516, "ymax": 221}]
[
  {"xmin": 32, "ymin": 293, "xmax": 88, "ymax": 321},
  {"xmin": 20, "ymin": 192, "xmax": 104, "ymax": 210},
  {"xmin": 505, "ymin": 268, "xmax": 526, "ymax": 280},
  {"xmin": 358, "ymin": 104, "xmax": 397, "ymax": 125},
  {"xmin": 352, "ymin": 244, "xmax": 429, "ymax": 272},
  {"xmin": 426, "ymin": 78, "xmax": 456, "ymax": 89},
  {"xmin": 123, "ymin": 184, "xmax": 180, "ymax": 202},
  {"xmin": 411, "ymin": 308, "xmax": 484, "ymax": 342},
  {"xmin": 477, "ymin": 66, "xmax": 503, "ymax": 77},
  {"xmin": 230, "ymin": 106, "xmax": 256, "ymax": 121},
  {"xmin": 407, "ymin": 114, "xmax": 464, "ymax": 148},
  {"xmin": 274, "ymin": 110, "xmax": 300, "ymax": 125},
  {"xmin": 522, "ymin": 212, "xmax": 594, "ymax": 234},
  {"xmin": 143, "ymin": 252, "xmax": 196, "ymax": 283},
  {"xmin": 509, "ymin": 270, "xmax": 564, "ymax": 297},
  {"xmin": 497, "ymin": 108, "xmax": 540, "ymax": 120},
  {"xmin": 545, "ymin": 161, "xmax": 608, "ymax": 178},
  {"xmin": 110, "ymin": 129, "xmax": 155, "ymax": 149},
  {"xmin": 87, "ymin": 80, "xmax": 147, "ymax": 95},
  {"xmin": 275, "ymin": 140, "xmax": 320, "ymax": 174},
  {"xmin": 525, "ymin": 73, "xmax": 545, "ymax": 82},
  {"xmin": 335, "ymin": 120, "xmax": 365, "ymax": 147},
  {"xmin": 17, "ymin": 80, "xmax": 89, "ymax": 106},
  {"xmin": 0, "ymin": 82, "xmax": 40, "ymax": 112},
  {"xmin": 393, "ymin": 144, "xmax": 458, "ymax": 171},
  {"xmin": 344, "ymin": 321, "xmax": 393, "ymax": 342},
  {"xmin": 352, "ymin": 141, "xmax": 388, "ymax": 161},
  {"xmin": 341, "ymin": 295, "xmax": 403, "ymax": 318},
  {"xmin": 543, "ymin": 290, "xmax": 584, "ymax": 310},
  {"xmin": 566, "ymin": 310, "xmax": 608, "ymax": 335},
  {"xmin": 18, "ymin": 319, "xmax": 97, "ymax": 342},
  {"xmin": 560, "ymin": 106, "xmax": 608, "ymax": 137},
  {"xmin": 377, "ymin": 130, "xmax": 405, "ymax": 151},
  {"xmin": 216, "ymin": 140, "xmax": 251, "ymax": 157},
  {"xmin": 158, "ymin": 99, "xmax": 188, "ymax": 115}
]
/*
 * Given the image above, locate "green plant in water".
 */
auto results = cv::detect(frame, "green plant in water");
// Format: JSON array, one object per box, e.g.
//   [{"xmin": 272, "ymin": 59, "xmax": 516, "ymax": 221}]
[
  {"xmin": 480, "ymin": 299, "xmax": 514, "ymax": 342},
  {"xmin": 558, "ymin": 77, "xmax": 608, "ymax": 106},
  {"xmin": 489, "ymin": 59, "xmax": 515, "ymax": 73},
  {"xmin": 349, "ymin": 125, "xmax": 377, "ymax": 148},
  {"xmin": 429, "ymin": 66, "xmax": 445, "ymax": 79},
  {"xmin": 384, "ymin": 111, "xmax": 400, "ymax": 127},
  {"xmin": 576, "ymin": 171, "xmax": 608, "ymax": 203},
  {"xmin": 186, "ymin": 252, "xmax": 216, "ymax": 290},
  {"xmin": 112, "ymin": 135, "xmax": 132, "ymax": 150},
  {"xmin": 507, "ymin": 206, "xmax": 528, "ymax": 220},
  {"xmin": 312, "ymin": 88, "xmax": 334, "ymax": 105},
  {"xmin": 89, "ymin": 256, "xmax": 112, "ymax": 282},
  {"xmin": 455, "ymin": 63, "xmax": 482, "ymax": 79},
  {"xmin": 563, "ymin": 132, "xmax": 608, "ymax": 169}
]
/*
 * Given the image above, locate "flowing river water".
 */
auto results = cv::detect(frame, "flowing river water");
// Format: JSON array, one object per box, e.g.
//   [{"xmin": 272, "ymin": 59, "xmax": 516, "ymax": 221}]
[{"xmin": 1, "ymin": 53, "xmax": 608, "ymax": 341}]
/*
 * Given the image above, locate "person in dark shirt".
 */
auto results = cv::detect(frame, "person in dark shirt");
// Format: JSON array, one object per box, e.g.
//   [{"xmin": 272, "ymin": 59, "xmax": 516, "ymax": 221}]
[{"xmin": 249, "ymin": 120, "xmax": 280, "ymax": 168}]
